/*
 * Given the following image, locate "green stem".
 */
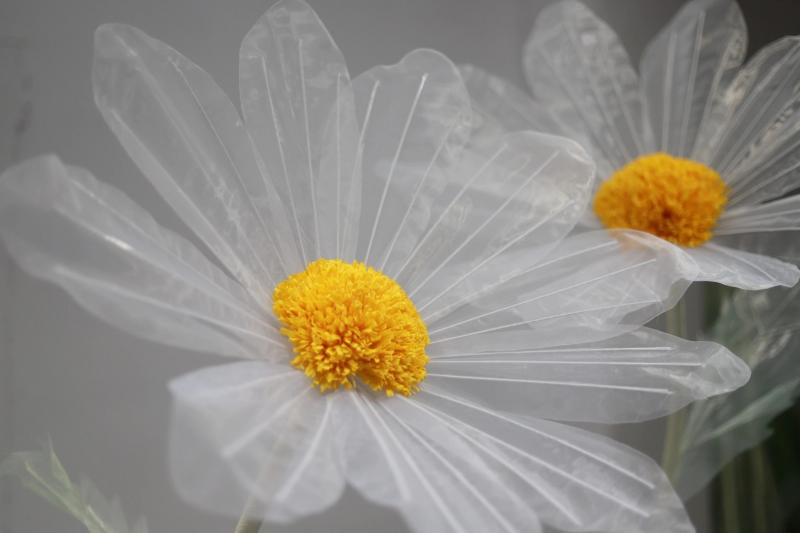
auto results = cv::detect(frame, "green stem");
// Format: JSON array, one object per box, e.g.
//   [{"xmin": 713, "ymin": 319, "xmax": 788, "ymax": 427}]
[
  {"xmin": 750, "ymin": 446, "xmax": 769, "ymax": 533},
  {"xmin": 661, "ymin": 299, "xmax": 688, "ymax": 477},
  {"xmin": 720, "ymin": 459, "xmax": 741, "ymax": 533}
]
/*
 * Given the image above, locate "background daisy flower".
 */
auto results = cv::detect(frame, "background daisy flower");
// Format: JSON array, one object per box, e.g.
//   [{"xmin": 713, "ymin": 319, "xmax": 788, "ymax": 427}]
[
  {"xmin": 462, "ymin": 0, "xmax": 800, "ymax": 290},
  {"xmin": 0, "ymin": 1, "xmax": 751, "ymax": 532}
]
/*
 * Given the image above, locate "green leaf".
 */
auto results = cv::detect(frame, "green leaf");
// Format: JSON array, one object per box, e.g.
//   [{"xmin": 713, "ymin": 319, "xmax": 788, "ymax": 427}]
[{"xmin": 0, "ymin": 441, "xmax": 148, "ymax": 533}]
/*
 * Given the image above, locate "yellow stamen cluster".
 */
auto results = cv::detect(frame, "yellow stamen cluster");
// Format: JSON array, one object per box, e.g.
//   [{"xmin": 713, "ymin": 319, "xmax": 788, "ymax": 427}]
[
  {"xmin": 273, "ymin": 259, "xmax": 429, "ymax": 396},
  {"xmin": 594, "ymin": 153, "xmax": 727, "ymax": 247}
]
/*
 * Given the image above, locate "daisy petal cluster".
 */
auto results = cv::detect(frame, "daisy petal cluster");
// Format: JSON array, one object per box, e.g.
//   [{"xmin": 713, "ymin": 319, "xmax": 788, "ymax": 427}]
[
  {"xmin": 0, "ymin": 1, "xmax": 755, "ymax": 533},
  {"xmin": 463, "ymin": 0, "xmax": 800, "ymax": 290}
]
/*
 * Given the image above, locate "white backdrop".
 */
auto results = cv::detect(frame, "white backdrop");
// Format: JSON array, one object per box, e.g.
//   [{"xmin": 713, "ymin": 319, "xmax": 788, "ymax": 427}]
[{"xmin": 1, "ymin": 1, "xmax": 697, "ymax": 531}]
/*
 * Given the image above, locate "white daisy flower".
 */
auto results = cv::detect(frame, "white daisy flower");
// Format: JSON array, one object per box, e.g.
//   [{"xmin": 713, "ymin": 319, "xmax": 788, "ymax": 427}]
[
  {"xmin": 0, "ymin": 1, "xmax": 750, "ymax": 532},
  {"xmin": 462, "ymin": 0, "xmax": 800, "ymax": 290}
]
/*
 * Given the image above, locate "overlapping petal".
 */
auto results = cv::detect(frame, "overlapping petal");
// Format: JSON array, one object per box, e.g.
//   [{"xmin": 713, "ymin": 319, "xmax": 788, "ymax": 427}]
[
  {"xmin": 240, "ymin": 0, "xmax": 359, "ymax": 264},
  {"xmin": 641, "ymin": 0, "xmax": 746, "ymax": 157},
  {"xmin": 524, "ymin": 1, "xmax": 650, "ymax": 177},
  {"xmin": 424, "ymin": 231, "xmax": 694, "ymax": 352},
  {"xmin": 685, "ymin": 243, "xmax": 800, "ymax": 289},
  {"xmin": 403, "ymin": 389, "xmax": 695, "ymax": 533},
  {"xmin": 352, "ymin": 48, "xmax": 472, "ymax": 272},
  {"xmin": 169, "ymin": 361, "xmax": 343, "ymax": 522},
  {"xmin": 395, "ymin": 131, "xmax": 594, "ymax": 318},
  {"xmin": 425, "ymin": 326, "xmax": 749, "ymax": 423},
  {"xmin": 93, "ymin": 22, "xmax": 294, "ymax": 301},
  {"xmin": 700, "ymin": 37, "xmax": 800, "ymax": 206},
  {"xmin": 0, "ymin": 2, "xmax": 763, "ymax": 533},
  {"xmin": 458, "ymin": 64, "xmax": 564, "ymax": 146},
  {"xmin": 0, "ymin": 156, "xmax": 282, "ymax": 358}
]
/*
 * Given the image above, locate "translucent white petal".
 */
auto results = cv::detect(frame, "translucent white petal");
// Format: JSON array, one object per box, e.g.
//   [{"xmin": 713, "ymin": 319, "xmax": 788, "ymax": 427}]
[
  {"xmin": 641, "ymin": 0, "xmax": 746, "ymax": 157},
  {"xmin": 458, "ymin": 64, "xmax": 566, "ymax": 144},
  {"xmin": 425, "ymin": 326, "xmax": 750, "ymax": 423},
  {"xmin": 699, "ymin": 37, "xmax": 800, "ymax": 207},
  {"xmin": 715, "ymin": 230, "xmax": 800, "ymax": 268},
  {"xmin": 424, "ymin": 230, "xmax": 695, "ymax": 351},
  {"xmin": 352, "ymin": 396, "xmax": 543, "ymax": 533},
  {"xmin": 523, "ymin": 1, "xmax": 651, "ymax": 178},
  {"xmin": 240, "ymin": 0, "xmax": 359, "ymax": 264},
  {"xmin": 352, "ymin": 49, "xmax": 472, "ymax": 272},
  {"xmin": 404, "ymin": 390, "xmax": 694, "ymax": 533},
  {"xmin": 169, "ymin": 362, "xmax": 344, "ymax": 522},
  {"xmin": 393, "ymin": 131, "xmax": 594, "ymax": 320},
  {"xmin": 717, "ymin": 194, "xmax": 800, "ymax": 234},
  {"xmin": 93, "ymin": 23, "xmax": 291, "ymax": 299},
  {"xmin": 687, "ymin": 242, "xmax": 800, "ymax": 289},
  {"xmin": 0, "ymin": 156, "xmax": 282, "ymax": 358},
  {"xmin": 331, "ymin": 392, "xmax": 413, "ymax": 509}
]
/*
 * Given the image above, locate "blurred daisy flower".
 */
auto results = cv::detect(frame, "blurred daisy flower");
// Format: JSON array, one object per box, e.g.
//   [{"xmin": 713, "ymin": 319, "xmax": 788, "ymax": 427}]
[
  {"xmin": 462, "ymin": 0, "xmax": 800, "ymax": 290},
  {"xmin": 0, "ymin": 1, "xmax": 750, "ymax": 532}
]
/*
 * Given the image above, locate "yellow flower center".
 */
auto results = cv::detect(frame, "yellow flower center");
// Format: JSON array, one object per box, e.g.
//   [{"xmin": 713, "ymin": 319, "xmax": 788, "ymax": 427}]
[
  {"xmin": 273, "ymin": 259, "xmax": 429, "ymax": 396},
  {"xmin": 593, "ymin": 153, "xmax": 727, "ymax": 247}
]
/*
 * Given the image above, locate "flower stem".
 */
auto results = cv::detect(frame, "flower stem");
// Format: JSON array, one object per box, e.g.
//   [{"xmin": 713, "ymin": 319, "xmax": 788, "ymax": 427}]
[
  {"xmin": 720, "ymin": 458, "xmax": 741, "ymax": 533},
  {"xmin": 750, "ymin": 446, "xmax": 769, "ymax": 533}
]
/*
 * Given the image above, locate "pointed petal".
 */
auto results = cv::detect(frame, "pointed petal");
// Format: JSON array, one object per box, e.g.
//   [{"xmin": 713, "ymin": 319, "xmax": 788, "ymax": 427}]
[
  {"xmin": 641, "ymin": 0, "xmax": 746, "ymax": 157},
  {"xmin": 426, "ymin": 326, "xmax": 749, "ymax": 423},
  {"xmin": 424, "ymin": 230, "xmax": 695, "ymax": 352},
  {"xmin": 351, "ymin": 49, "xmax": 472, "ymax": 271},
  {"xmin": 687, "ymin": 242, "xmax": 800, "ymax": 289},
  {"xmin": 168, "ymin": 362, "xmax": 344, "ymax": 522},
  {"xmin": 0, "ymin": 156, "xmax": 281, "ymax": 358},
  {"xmin": 404, "ymin": 390, "xmax": 694, "ymax": 533},
  {"xmin": 524, "ymin": 1, "xmax": 650, "ymax": 178},
  {"xmin": 700, "ymin": 37, "xmax": 800, "ymax": 207},
  {"xmin": 240, "ymin": 0, "xmax": 359, "ymax": 263},
  {"xmin": 394, "ymin": 131, "xmax": 594, "ymax": 320},
  {"xmin": 93, "ymin": 23, "xmax": 292, "ymax": 300}
]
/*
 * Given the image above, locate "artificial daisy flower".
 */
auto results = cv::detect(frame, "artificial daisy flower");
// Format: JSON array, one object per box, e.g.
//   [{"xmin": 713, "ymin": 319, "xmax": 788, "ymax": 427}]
[
  {"xmin": 462, "ymin": 0, "xmax": 800, "ymax": 290},
  {"xmin": 0, "ymin": 1, "xmax": 750, "ymax": 532}
]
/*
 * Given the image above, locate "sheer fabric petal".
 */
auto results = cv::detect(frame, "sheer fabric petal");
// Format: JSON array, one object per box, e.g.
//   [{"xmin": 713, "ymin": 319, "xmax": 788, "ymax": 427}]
[
  {"xmin": 699, "ymin": 37, "xmax": 800, "ymax": 207},
  {"xmin": 458, "ymin": 64, "xmax": 566, "ymax": 145},
  {"xmin": 394, "ymin": 131, "xmax": 594, "ymax": 320},
  {"xmin": 424, "ymin": 231, "xmax": 696, "ymax": 357},
  {"xmin": 0, "ymin": 156, "xmax": 282, "ymax": 358},
  {"xmin": 425, "ymin": 326, "xmax": 749, "ymax": 423},
  {"xmin": 93, "ymin": 23, "xmax": 291, "ymax": 300},
  {"xmin": 352, "ymin": 49, "xmax": 472, "ymax": 273},
  {"xmin": 372, "ymin": 397, "xmax": 544, "ymax": 533},
  {"xmin": 240, "ymin": 0, "xmax": 360, "ymax": 264},
  {"xmin": 523, "ymin": 1, "xmax": 650, "ymax": 178},
  {"xmin": 641, "ymin": 0, "xmax": 746, "ymax": 157},
  {"xmin": 717, "ymin": 195, "xmax": 800, "ymax": 235},
  {"xmin": 169, "ymin": 361, "xmax": 344, "ymax": 522},
  {"xmin": 394, "ymin": 390, "xmax": 694, "ymax": 533},
  {"xmin": 686, "ymin": 242, "xmax": 800, "ymax": 289}
]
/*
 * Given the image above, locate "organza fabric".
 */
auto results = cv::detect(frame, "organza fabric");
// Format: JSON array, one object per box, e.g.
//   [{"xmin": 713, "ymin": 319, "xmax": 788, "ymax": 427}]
[
  {"xmin": 463, "ymin": 0, "xmax": 800, "ymax": 290},
  {"xmin": 673, "ymin": 264, "xmax": 800, "ymax": 498},
  {"xmin": 0, "ymin": 1, "xmax": 752, "ymax": 532}
]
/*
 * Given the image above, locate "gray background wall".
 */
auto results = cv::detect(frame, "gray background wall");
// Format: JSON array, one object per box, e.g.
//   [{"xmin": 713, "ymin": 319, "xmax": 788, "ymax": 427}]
[{"xmin": 1, "ymin": 1, "xmax": 797, "ymax": 532}]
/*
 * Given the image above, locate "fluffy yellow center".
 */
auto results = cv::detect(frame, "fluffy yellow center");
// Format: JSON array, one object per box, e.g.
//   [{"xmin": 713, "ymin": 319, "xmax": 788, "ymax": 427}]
[
  {"xmin": 273, "ymin": 259, "xmax": 429, "ymax": 396},
  {"xmin": 594, "ymin": 153, "xmax": 727, "ymax": 247}
]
